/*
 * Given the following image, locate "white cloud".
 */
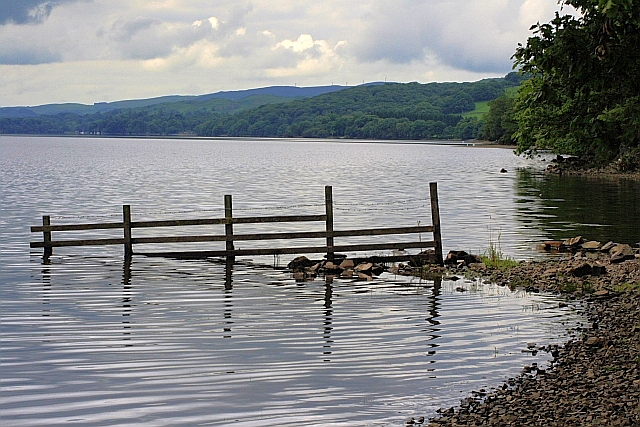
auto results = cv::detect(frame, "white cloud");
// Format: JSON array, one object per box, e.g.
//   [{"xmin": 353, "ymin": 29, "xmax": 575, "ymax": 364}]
[{"xmin": 0, "ymin": 0, "xmax": 572, "ymax": 106}]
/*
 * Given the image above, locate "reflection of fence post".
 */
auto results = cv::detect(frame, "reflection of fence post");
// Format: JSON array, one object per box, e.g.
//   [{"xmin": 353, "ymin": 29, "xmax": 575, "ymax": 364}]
[
  {"xmin": 325, "ymin": 186, "xmax": 334, "ymax": 262},
  {"xmin": 43, "ymin": 216, "xmax": 53, "ymax": 258},
  {"xmin": 430, "ymin": 182, "xmax": 443, "ymax": 265},
  {"xmin": 123, "ymin": 205, "xmax": 133, "ymax": 257},
  {"xmin": 225, "ymin": 195, "xmax": 235, "ymax": 262}
]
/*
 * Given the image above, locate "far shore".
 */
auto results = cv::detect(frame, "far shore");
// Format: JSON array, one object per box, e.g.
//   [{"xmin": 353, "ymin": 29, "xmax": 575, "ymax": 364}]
[{"xmin": 0, "ymin": 133, "xmax": 511, "ymax": 147}]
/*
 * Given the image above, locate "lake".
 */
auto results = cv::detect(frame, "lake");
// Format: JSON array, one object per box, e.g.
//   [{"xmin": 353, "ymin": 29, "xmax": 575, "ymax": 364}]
[{"xmin": 2, "ymin": 136, "xmax": 638, "ymax": 426}]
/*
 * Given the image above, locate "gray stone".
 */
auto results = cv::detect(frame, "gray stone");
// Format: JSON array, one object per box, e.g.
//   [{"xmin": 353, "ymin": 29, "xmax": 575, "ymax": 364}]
[
  {"xmin": 611, "ymin": 244, "xmax": 634, "ymax": 263},
  {"xmin": 600, "ymin": 241, "xmax": 616, "ymax": 252},
  {"xmin": 563, "ymin": 236, "xmax": 583, "ymax": 247},
  {"xmin": 354, "ymin": 262, "xmax": 373, "ymax": 272},
  {"xmin": 582, "ymin": 241, "xmax": 601, "ymax": 251},
  {"xmin": 339, "ymin": 259, "xmax": 354, "ymax": 269}
]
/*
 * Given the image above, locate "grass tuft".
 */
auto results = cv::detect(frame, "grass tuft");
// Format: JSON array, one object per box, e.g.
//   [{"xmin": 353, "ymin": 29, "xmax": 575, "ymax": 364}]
[{"xmin": 481, "ymin": 229, "xmax": 518, "ymax": 270}]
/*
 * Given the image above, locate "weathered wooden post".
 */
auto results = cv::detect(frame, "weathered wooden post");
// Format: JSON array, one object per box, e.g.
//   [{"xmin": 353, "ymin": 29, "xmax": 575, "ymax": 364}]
[
  {"xmin": 123, "ymin": 205, "xmax": 133, "ymax": 257},
  {"xmin": 429, "ymin": 182, "xmax": 444, "ymax": 265},
  {"xmin": 325, "ymin": 186, "xmax": 334, "ymax": 262},
  {"xmin": 42, "ymin": 215, "xmax": 53, "ymax": 258},
  {"xmin": 224, "ymin": 195, "xmax": 235, "ymax": 262}
]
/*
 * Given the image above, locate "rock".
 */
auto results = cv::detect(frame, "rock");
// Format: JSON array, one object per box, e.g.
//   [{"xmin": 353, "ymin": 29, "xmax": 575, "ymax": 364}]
[
  {"xmin": 339, "ymin": 259, "xmax": 354, "ymax": 269},
  {"xmin": 563, "ymin": 236, "xmax": 583, "ymax": 248},
  {"xmin": 500, "ymin": 168, "xmax": 508, "ymax": 173},
  {"xmin": 357, "ymin": 272, "xmax": 373, "ymax": 281},
  {"xmin": 584, "ymin": 336, "xmax": 604, "ymax": 346},
  {"xmin": 354, "ymin": 262, "xmax": 373, "ymax": 272},
  {"xmin": 444, "ymin": 250, "xmax": 481, "ymax": 266},
  {"xmin": 324, "ymin": 261, "xmax": 339, "ymax": 270},
  {"xmin": 600, "ymin": 241, "xmax": 616, "ymax": 252},
  {"xmin": 455, "ymin": 287, "xmax": 466, "ymax": 292},
  {"xmin": 610, "ymin": 244, "xmax": 634, "ymax": 263},
  {"xmin": 593, "ymin": 289, "xmax": 609, "ymax": 297},
  {"xmin": 541, "ymin": 241, "xmax": 565, "ymax": 251},
  {"xmin": 582, "ymin": 241, "xmax": 601, "ymax": 251},
  {"xmin": 568, "ymin": 263, "xmax": 595, "ymax": 277},
  {"xmin": 287, "ymin": 256, "xmax": 315, "ymax": 271}
]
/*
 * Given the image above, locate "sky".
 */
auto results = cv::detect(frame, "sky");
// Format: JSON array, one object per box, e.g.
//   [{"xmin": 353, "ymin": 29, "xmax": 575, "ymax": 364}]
[{"xmin": 0, "ymin": 0, "xmax": 571, "ymax": 107}]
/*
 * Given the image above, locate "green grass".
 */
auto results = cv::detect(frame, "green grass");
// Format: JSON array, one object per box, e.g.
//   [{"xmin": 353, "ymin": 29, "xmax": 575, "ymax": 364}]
[
  {"xmin": 463, "ymin": 101, "xmax": 490, "ymax": 119},
  {"xmin": 481, "ymin": 232, "xmax": 518, "ymax": 270},
  {"xmin": 613, "ymin": 282, "xmax": 640, "ymax": 292},
  {"xmin": 463, "ymin": 87, "xmax": 520, "ymax": 119}
]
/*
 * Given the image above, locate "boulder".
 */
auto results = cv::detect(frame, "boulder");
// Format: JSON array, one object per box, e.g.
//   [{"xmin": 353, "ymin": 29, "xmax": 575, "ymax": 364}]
[
  {"xmin": 600, "ymin": 241, "xmax": 616, "ymax": 252},
  {"xmin": 324, "ymin": 261, "xmax": 338, "ymax": 270},
  {"xmin": 444, "ymin": 250, "xmax": 482, "ymax": 266},
  {"xmin": 568, "ymin": 263, "xmax": 606, "ymax": 277},
  {"xmin": 288, "ymin": 256, "xmax": 316, "ymax": 271},
  {"xmin": 339, "ymin": 259, "xmax": 354, "ymax": 269},
  {"xmin": 581, "ymin": 241, "xmax": 601, "ymax": 251},
  {"xmin": 563, "ymin": 236, "xmax": 583, "ymax": 248},
  {"xmin": 541, "ymin": 241, "xmax": 565, "ymax": 251},
  {"xmin": 610, "ymin": 244, "xmax": 634, "ymax": 263},
  {"xmin": 354, "ymin": 262, "xmax": 373, "ymax": 272}
]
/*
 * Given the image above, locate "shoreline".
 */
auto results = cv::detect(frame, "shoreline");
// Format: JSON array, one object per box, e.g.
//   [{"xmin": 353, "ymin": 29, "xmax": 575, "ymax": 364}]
[
  {"xmin": 0, "ymin": 133, "xmax": 511, "ymax": 148},
  {"xmin": 422, "ymin": 250, "xmax": 640, "ymax": 427}
]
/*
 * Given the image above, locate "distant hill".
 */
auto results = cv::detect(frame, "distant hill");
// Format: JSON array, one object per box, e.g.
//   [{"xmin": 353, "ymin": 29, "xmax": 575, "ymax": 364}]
[
  {"xmin": 0, "ymin": 73, "xmax": 525, "ymax": 140},
  {"xmin": 0, "ymin": 85, "xmax": 348, "ymax": 118}
]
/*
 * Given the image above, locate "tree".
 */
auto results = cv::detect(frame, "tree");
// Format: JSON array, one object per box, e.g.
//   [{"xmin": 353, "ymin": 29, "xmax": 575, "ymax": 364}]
[
  {"xmin": 513, "ymin": 0, "xmax": 640, "ymax": 164},
  {"xmin": 482, "ymin": 94, "xmax": 518, "ymax": 144}
]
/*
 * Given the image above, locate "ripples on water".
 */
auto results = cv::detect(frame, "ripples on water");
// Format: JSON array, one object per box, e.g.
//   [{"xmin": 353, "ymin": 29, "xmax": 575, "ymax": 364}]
[
  {"xmin": 3, "ymin": 256, "xmax": 580, "ymax": 427},
  {"xmin": 3, "ymin": 136, "xmax": 636, "ymax": 426}
]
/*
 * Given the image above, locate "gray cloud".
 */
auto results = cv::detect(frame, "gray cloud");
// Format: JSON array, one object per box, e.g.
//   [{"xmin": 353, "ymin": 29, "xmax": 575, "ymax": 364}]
[
  {"xmin": 0, "ymin": 0, "xmax": 80, "ymax": 25},
  {"xmin": 349, "ymin": 0, "xmax": 532, "ymax": 73},
  {"xmin": 0, "ymin": 45, "xmax": 61, "ymax": 64}
]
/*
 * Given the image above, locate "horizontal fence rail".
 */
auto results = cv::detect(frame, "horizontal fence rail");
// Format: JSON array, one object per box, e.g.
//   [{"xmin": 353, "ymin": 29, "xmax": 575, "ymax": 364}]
[{"xmin": 31, "ymin": 184, "xmax": 444, "ymax": 265}]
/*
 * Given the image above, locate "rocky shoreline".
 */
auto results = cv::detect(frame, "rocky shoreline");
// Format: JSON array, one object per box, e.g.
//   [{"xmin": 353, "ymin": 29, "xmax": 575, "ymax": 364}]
[
  {"xmin": 544, "ymin": 154, "xmax": 640, "ymax": 180},
  {"xmin": 286, "ymin": 239, "xmax": 640, "ymax": 427},
  {"xmin": 421, "ymin": 243, "xmax": 640, "ymax": 427}
]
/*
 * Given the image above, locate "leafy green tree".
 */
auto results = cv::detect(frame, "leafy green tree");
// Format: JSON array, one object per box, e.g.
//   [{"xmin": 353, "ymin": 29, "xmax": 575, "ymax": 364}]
[
  {"xmin": 482, "ymin": 94, "xmax": 518, "ymax": 144},
  {"xmin": 513, "ymin": 0, "xmax": 640, "ymax": 163}
]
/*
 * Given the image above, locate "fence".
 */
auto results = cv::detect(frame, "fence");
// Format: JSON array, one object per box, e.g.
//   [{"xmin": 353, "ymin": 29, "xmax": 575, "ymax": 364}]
[{"xmin": 31, "ymin": 183, "xmax": 444, "ymax": 265}]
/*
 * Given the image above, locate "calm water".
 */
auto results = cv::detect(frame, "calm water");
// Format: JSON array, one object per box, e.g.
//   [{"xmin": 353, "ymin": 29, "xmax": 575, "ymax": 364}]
[{"xmin": 2, "ymin": 136, "xmax": 638, "ymax": 426}]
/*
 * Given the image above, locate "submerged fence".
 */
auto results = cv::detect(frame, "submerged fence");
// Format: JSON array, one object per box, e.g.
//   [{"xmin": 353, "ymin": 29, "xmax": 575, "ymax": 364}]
[{"xmin": 31, "ymin": 184, "xmax": 444, "ymax": 265}]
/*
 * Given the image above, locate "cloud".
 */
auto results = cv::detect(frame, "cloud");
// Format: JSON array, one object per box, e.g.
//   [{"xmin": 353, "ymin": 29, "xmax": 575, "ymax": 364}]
[
  {"xmin": 0, "ymin": 0, "xmax": 80, "ymax": 25},
  {"xmin": 266, "ymin": 34, "xmax": 346, "ymax": 77},
  {"xmin": 0, "ymin": 0, "xmax": 571, "ymax": 106},
  {"xmin": 0, "ymin": 45, "xmax": 61, "ymax": 64},
  {"xmin": 349, "ymin": 0, "xmax": 564, "ymax": 74}
]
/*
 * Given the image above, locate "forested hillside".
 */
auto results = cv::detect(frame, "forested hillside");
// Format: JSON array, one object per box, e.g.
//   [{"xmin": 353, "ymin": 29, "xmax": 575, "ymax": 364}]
[{"xmin": 1, "ymin": 74, "xmax": 523, "ymax": 140}]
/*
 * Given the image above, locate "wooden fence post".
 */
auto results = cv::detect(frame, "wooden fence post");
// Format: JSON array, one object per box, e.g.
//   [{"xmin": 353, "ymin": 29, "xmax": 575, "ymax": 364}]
[
  {"xmin": 43, "ymin": 215, "xmax": 53, "ymax": 258},
  {"xmin": 325, "ymin": 186, "xmax": 334, "ymax": 262},
  {"xmin": 224, "ymin": 195, "xmax": 235, "ymax": 262},
  {"xmin": 123, "ymin": 205, "xmax": 133, "ymax": 257},
  {"xmin": 430, "ymin": 182, "xmax": 444, "ymax": 265}
]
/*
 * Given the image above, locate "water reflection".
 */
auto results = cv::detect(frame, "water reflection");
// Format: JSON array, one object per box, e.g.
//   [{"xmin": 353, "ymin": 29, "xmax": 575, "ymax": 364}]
[
  {"xmin": 515, "ymin": 169, "xmax": 640, "ymax": 245},
  {"xmin": 122, "ymin": 257, "xmax": 132, "ymax": 344},
  {"xmin": 323, "ymin": 276, "xmax": 333, "ymax": 361}
]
